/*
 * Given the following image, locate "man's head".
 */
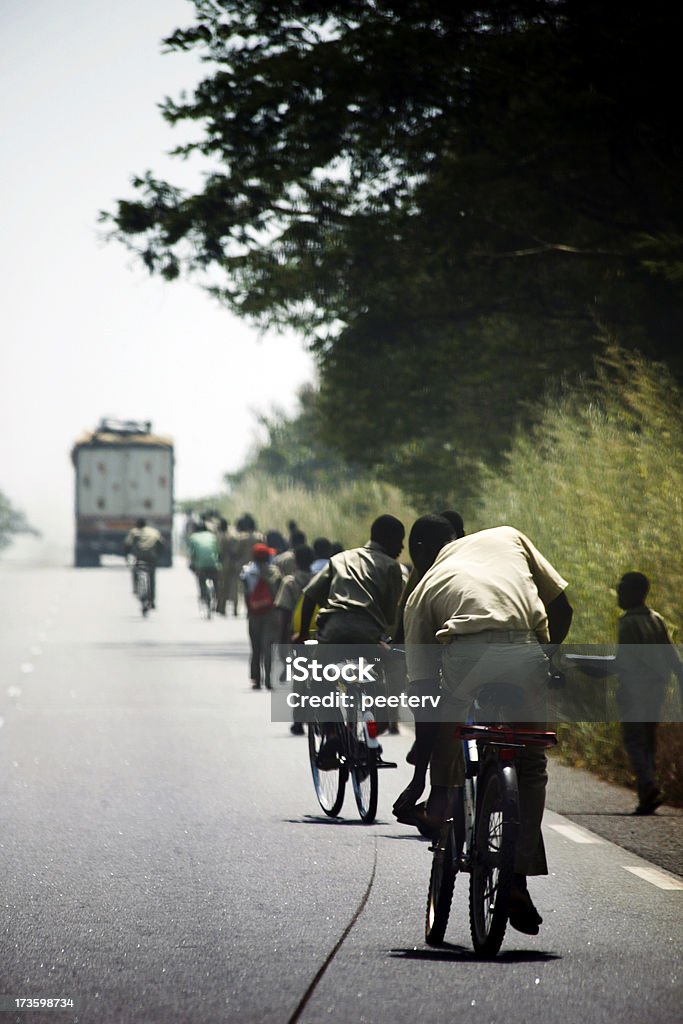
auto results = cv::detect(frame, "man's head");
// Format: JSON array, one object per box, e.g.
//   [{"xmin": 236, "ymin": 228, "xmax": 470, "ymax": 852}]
[
  {"xmin": 294, "ymin": 544, "xmax": 314, "ymax": 572},
  {"xmin": 370, "ymin": 514, "xmax": 405, "ymax": 559},
  {"xmin": 219, "ymin": 517, "xmax": 228, "ymax": 531},
  {"xmin": 238, "ymin": 513, "xmax": 256, "ymax": 532},
  {"xmin": 290, "ymin": 529, "xmax": 307, "ymax": 548},
  {"xmin": 313, "ymin": 537, "xmax": 332, "ymax": 560},
  {"xmin": 617, "ymin": 571, "xmax": 650, "ymax": 610},
  {"xmin": 409, "ymin": 514, "xmax": 456, "ymax": 576},
  {"xmin": 438, "ymin": 509, "xmax": 466, "ymax": 539},
  {"xmin": 252, "ymin": 543, "xmax": 272, "ymax": 562},
  {"xmin": 135, "ymin": 518, "xmax": 146, "ymax": 529}
]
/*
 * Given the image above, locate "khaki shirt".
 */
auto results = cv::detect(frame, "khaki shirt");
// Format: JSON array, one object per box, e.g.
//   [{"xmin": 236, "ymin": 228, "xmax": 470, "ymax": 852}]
[
  {"xmin": 404, "ymin": 526, "xmax": 567, "ymax": 680},
  {"xmin": 274, "ymin": 549, "xmax": 297, "ymax": 578},
  {"xmin": 275, "ymin": 568, "xmax": 313, "ymax": 614},
  {"xmin": 124, "ymin": 525, "xmax": 162, "ymax": 560},
  {"xmin": 304, "ymin": 540, "xmax": 404, "ymax": 636}
]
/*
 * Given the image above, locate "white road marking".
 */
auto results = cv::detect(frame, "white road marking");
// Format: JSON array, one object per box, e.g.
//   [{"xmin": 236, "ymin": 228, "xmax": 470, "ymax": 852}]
[
  {"xmin": 20, "ymin": 662, "xmax": 34, "ymax": 674},
  {"xmin": 622, "ymin": 866, "xmax": 683, "ymax": 891},
  {"xmin": 547, "ymin": 823, "xmax": 605, "ymax": 844},
  {"xmin": 7, "ymin": 686, "xmax": 22, "ymax": 698}
]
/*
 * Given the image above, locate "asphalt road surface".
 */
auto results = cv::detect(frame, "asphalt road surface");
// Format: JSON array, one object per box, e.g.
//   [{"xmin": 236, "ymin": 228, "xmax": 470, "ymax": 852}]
[{"xmin": 0, "ymin": 559, "xmax": 681, "ymax": 1024}]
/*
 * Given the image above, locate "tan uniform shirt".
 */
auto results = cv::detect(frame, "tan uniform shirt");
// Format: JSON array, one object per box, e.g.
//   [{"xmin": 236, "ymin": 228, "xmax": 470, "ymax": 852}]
[
  {"xmin": 404, "ymin": 526, "xmax": 567, "ymax": 680},
  {"xmin": 275, "ymin": 568, "xmax": 313, "ymax": 614},
  {"xmin": 274, "ymin": 549, "xmax": 297, "ymax": 578},
  {"xmin": 304, "ymin": 540, "xmax": 404, "ymax": 636},
  {"xmin": 125, "ymin": 525, "xmax": 162, "ymax": 559}
]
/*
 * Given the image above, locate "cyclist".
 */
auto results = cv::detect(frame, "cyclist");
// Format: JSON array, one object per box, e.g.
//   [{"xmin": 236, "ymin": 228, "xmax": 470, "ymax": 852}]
[
  {"xmin": 188, "ymin": 521, "xmax": 220, "ymax": 610},
  {"xmin": 124, "ymin": 518, "xmax": 164, "ymax": 609},
  {"xmin": 400, "ymin": 523, "xmax": 573, "ymax": 935},
  {"xmin": 296, "ymin": 514, "xmax": 406, "ymax": 764}
]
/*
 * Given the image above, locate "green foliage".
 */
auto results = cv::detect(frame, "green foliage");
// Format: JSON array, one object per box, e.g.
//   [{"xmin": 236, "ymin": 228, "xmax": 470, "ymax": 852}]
[
  {"xmin": 226, "ymin": 384, "xmax": 364, "ymax": 490},
  {"xmin": 103, "ymin": 1, "xmax": 683, "ymax": 505},
  {"xmin": 215, "ymin": 473, "xmax": 418, "ymax": 551},
  {"xmin": 466, "ymin": 350, "xmax": 683, "ymax": 804},
  {"xmin": 467, "ymin": 348, "xmax": 683, "ymax": 642},
  {"xmin": 0, "ymin": 491, "xmax": 39, "ymax": 550}
]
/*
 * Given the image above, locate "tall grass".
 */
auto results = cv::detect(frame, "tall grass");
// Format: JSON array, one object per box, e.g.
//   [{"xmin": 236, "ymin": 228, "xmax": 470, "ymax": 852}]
[
  {"xmin": 214, "ymin": 475, "xmax": 419, "ymax": 550},
  {"xmin": 468, "ymin": 349, "xmax": 683, "ymax": 802}
]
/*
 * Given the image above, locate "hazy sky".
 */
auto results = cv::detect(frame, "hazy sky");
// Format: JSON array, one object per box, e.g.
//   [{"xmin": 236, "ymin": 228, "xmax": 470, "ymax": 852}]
[{"xmin": 0, "ymin": 0, "xmax": 315, "ymax": 549}]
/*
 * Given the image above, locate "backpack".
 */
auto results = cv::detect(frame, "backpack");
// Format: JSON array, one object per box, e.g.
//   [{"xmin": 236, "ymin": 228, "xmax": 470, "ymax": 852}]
[{"xmin": 247, "ymin": 576, "xmax": 275, "ymax": 615}]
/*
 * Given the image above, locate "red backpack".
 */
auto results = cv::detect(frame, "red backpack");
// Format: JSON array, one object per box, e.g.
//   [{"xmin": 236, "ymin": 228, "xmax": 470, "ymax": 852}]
[{"xmin": 247, "ymin": 576, "xmax": 275, "ymax": 614}]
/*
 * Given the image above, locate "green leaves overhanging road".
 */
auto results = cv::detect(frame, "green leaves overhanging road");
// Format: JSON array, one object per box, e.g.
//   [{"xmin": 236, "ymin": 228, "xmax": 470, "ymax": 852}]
[{"xmin": 104, "ymin": 1, "xmax": 683, "ymax": 504}]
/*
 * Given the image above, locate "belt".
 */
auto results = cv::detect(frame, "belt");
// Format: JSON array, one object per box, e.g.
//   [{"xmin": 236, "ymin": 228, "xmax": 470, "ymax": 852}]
[{"xmin": 449, "ymin": 629, "xmax": 537, "ymax": 644}]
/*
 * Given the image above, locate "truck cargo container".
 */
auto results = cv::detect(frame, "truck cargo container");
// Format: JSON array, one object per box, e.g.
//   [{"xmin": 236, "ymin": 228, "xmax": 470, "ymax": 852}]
[{"xmin": 71, "ymin": 418, "xmax": 174, "ymax": 567}]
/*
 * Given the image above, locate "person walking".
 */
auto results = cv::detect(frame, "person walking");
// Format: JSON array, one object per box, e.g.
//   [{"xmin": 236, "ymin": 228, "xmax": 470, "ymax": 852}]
[{"xmin": 241, "ymin": 543, "xmax": 282, "ymax": 689}]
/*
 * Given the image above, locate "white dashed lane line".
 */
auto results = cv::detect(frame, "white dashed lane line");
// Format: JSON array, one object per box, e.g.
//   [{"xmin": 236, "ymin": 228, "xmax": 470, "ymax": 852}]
[
  {"xmin": 622, "ymin": 866, "xmax": 683, "ymax": 891},
  {"xmin": 547, "ymin": 815, "xmax": 683, "ymax": 891},
  {"xmin": 547, "ymin": 822, "xmax": 605, "ymax": 844}
]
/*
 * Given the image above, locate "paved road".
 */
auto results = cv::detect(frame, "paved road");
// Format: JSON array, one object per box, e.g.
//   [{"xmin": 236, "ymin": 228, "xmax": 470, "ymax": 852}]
[{"xmin": 0, "ymin": 560, "xmax": 681, "ymax": 1024}]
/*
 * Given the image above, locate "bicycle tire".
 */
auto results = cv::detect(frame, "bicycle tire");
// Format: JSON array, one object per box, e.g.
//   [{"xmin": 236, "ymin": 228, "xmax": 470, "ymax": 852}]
[
  {"xmin": 308, "ymin": 721, "xmax": 347, "ymax": 817},
  {"xmin": 136, "ymin": 566, "xmax": 151, "ymax": 617},
  {"xmin": 425, "ymin": 814, "xmax": 458, "ymax": 945},
  {"xmin": 348, "ymin": 718, "xmax": 378, "ymax": 823},
  {"xmin": 469, "ymin": 761, "xmax": 518, "ymax": 957}
]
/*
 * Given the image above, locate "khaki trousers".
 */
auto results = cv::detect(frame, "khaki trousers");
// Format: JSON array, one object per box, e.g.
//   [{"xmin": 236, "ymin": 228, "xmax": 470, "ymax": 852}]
[{"xmin": 433, "ymin": 633, "xmax": 550, "ymax": 876}]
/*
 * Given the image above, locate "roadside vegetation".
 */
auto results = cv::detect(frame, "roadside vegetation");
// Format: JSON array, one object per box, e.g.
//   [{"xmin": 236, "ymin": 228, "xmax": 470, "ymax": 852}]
[
  {"xmin": 0, "ymin": 490, "xmax": 39, "ymax": 551},
  {"xmin": 188, "ymin": 351, "xmax": 682, "ymax": 803}
]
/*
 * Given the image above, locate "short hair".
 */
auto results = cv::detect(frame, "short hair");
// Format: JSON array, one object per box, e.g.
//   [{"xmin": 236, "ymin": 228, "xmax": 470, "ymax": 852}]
[
  {"xmin": 370, "ymin": 514, "xmax": 405, "ymax": 549},
  {"xmin": 136, "ymin": 517, "xmax": 146, "ymax": 529},
  {"xmin": 219, "ymin": 517, "xmax": 228, "ymax": 531},
  {"xmin": 313, "ymin": 537, "xmax": 332, "ymax": 559},
  {"xmin": 438, "ymin": 509, "xmax": 465, "ymax": 539},
  {"xmin": 294, "ymin": 544, "xmax": 314, "ymax": 571},
  {"xmin": 618, "ymin": 571, "xmax": 650, "ymax": 606},
  {"xmin": 409, "ymin": 514, "xmax": 455, "ymax": 574},
  {"xmin": 290, "ymin": 529, "xmax": 307, "ymax": 547}
]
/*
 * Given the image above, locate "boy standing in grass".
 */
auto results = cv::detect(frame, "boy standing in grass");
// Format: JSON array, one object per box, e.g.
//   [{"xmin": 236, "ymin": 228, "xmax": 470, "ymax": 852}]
[{"xmin": 616, "ymin": 572, "xmax": 683, "ymax": 815}]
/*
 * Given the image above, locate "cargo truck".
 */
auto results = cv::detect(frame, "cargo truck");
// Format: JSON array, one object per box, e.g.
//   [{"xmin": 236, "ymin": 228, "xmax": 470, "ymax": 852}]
[{"xmin": 71, "ymin": 418, "xmax": 174, "ymax": 567}]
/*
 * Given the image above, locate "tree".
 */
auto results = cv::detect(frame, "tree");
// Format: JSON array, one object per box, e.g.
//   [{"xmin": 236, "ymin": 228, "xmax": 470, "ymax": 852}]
[
  {"xmin": 0, "ymin": 491, "xmax": 39, "ymax": 551},
  {"xmin": 104, "ymin": 1, "xmax": 683, "ymax": 503},
  {"xmin": 226, "ymin": 383, "xmax": 363, "ymax": 489}
]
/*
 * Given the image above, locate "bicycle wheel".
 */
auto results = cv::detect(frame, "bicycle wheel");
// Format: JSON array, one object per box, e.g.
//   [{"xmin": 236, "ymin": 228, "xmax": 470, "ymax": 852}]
[
  {"xmin": 469, "ymin": 762, "xmax": 518, "ymax": 957},
  {"xmin": 348, "ymin": 718, "xmax": 378, "ymax": 823},
  {"xmin": 308, "ymin": 721, "xmax": 347, "ymax": 817},
  {"xmin": 425, "ymin": 792, "xmax": 463, "ymax": 945},
  {"xmin": 204, "ymin": 580, "xmax": 214, "ymax": 619},
  {"xmin": 136, "ymin": 567, "xmax": 151, "ymax": 617}
]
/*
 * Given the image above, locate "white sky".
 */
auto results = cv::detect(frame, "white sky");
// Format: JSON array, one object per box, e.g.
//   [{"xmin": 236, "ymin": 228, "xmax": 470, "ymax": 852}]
[{"xmin": 0, "ymin": 0, "xmax": 315, "ymax": 549}]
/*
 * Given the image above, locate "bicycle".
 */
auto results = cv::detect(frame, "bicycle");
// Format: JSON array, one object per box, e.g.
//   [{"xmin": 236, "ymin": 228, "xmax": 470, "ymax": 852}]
[
  {"xmin": 424, "ymin": 681, "xmax": 558, "ymax": 957},
  {"xmin": 133, "ymin": 561, "xmax": 153, "ymax": 617},
  {"xmin": 306, "ymin": 651, "xmax": 397, "ymax": 823},
  {"xmin": 196, "ymin": 569, "xmax": 217, "ymax": 619}
]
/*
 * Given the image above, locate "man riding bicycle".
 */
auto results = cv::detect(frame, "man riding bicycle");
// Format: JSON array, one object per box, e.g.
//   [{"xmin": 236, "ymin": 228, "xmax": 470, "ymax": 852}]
[
  {"xmin": 296, "ymin": 514, "xmax": 406, "ymax": 765},
  {"xmin": 400, "ymin": 522, "xmax": 573, "ymax": 935},
  {"xmin": 124, "ymin": 518, "xmax": 164, "ymax": 609},
  {"xmin": 188, "ymin": 520, "xmax": 220, "ymax": 608}
]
